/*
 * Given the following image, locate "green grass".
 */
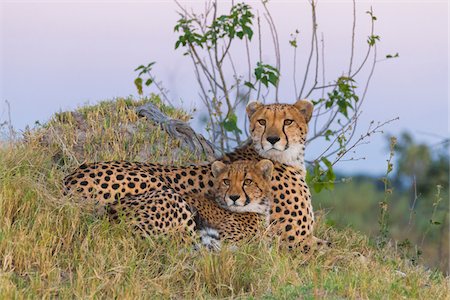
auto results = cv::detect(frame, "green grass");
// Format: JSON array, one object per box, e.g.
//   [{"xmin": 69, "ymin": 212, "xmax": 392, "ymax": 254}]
[
  {"xmin": 0, "ymin": 96, "xmax": 448, "ymax": 298},
  {"xmin": 313, "ymin": 180, "xmax": 449, "ymax": 274}
]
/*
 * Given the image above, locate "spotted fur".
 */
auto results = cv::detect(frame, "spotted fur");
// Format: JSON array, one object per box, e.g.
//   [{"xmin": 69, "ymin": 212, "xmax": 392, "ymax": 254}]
[{"xmin": 64, "ymin": 100, "xmax": 329, "ymax": 251}]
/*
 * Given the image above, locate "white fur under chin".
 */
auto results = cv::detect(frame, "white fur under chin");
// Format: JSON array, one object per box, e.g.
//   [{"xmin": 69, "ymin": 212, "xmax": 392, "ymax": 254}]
[
  {"xmin": 255, "ymin": 142, "xmax": 306, "ymax": 171},
  {"xmin": 227, "ymin": 202, "xmax": 268, "ymax": 214}
]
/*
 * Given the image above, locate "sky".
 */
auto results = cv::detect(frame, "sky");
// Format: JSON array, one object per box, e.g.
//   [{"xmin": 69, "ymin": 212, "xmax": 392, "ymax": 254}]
[{"xmin": 0, "ymin": 0, "xmax": 448, "ymax": 175}]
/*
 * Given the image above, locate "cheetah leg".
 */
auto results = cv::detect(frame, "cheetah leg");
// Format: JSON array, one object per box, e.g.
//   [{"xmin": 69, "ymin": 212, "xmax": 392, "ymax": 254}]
[
  {"xmin": 183, "ymin": 198, "xmax": 222, "ymax": 251},
  {"xmin": 198, "ymin": 227, "xmax": 222, "ymax": 251}
]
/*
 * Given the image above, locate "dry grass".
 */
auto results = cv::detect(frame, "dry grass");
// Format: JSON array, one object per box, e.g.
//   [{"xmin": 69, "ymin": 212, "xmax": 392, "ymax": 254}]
[{"xmin": 0, "ymin": 96, "xmax": 448, "ymax": 299}]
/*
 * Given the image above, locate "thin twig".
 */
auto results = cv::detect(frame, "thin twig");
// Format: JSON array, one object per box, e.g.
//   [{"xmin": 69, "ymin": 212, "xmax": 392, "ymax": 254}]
[
  {"xmin": 299, "ymin": 0, "xmax": 317, "ymax": 99},
  {"xmin": 331, "ymin": 117, "xmax": 399, "ymax": 166},
  {"xmin": 350, "ymin": 6, "xmax": 376, "ymax": 78},
  {"xmin": 407, "ymin": 176, "xmax": 419, "ymax": 231},
  {"xmin": 348, "ymin": 0, "xmax": 356, "ymax": 75},
  {"xmin": 261, "ymin": 0, "xmax": 281, "ymax": 102},
  {"xmin": 293, "ymin": 35, "xmax": 299, "ymax": 99},
  {"xmin": 313, "ymin": 32, "xmax": 326, "ymax": 136},
  {"xmin": 5, "ymin": 100, "xmax": 14, "ymax": 140},
  {"xmin": 256, "ymin": 12, "xmax": 263, "ymax": 101},
  {"xmin": 304, "ymin": 5, "xmax": 320, "ymax": 99}
]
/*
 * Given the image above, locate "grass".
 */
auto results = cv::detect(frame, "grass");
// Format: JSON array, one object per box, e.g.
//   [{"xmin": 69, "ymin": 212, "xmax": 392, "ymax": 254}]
[
  {"xmin": 313, "ymin": 180, "xmax": 449, "ymax": 274},
  {"xmin": 0, "ymin": 96, "xmax": 448, "ymax": 298}
]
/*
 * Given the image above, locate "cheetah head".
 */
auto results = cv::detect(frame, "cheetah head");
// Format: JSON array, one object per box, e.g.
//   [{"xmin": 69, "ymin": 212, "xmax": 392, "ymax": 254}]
[
  {"xmin": 246, "ymin": 99, "xmax": 313, "ymax": 170},
  {"xmin": 211, "ymin": 159, "xmax": 273, "ymax": 214}
]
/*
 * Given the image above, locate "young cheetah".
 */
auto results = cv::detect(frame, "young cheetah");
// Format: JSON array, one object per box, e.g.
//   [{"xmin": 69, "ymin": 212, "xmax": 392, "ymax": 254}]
[{"xmin": 105, "ymin": 160, "xmax": 274, "ymax": 249}]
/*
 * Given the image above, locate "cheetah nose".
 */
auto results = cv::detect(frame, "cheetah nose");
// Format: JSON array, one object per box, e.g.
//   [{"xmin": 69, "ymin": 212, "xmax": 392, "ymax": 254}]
[
  {"xmin": 266, "ymin": 136, "xmax": 280, "ymax": 145},
  {"xmin": 229, "ymin": 195, "xmax": 240, "ymax": 203}
]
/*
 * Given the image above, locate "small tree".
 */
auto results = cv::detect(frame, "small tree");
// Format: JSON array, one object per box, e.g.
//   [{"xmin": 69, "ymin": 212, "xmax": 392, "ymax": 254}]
[{"xmin": 135, "ymin": 0, "xmax": 398, "ymax": 190}]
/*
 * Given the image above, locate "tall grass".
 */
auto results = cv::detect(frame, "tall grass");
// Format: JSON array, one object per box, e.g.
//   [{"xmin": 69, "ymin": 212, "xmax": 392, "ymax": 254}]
[{"xmin": 0, "ymin": 96, "xmax": 448, "ymax": 298}]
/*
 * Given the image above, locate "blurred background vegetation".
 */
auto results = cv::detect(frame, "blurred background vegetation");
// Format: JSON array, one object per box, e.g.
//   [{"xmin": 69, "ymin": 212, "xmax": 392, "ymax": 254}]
[{"xmin": 313, "ymin": 132, "xmax": 449, "ymax": 273}]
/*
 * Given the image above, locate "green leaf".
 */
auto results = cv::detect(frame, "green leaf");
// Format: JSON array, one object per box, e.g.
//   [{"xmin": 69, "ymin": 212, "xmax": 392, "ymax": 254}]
[
  {"xmin": 386, "ymin": 52, "xmax": 399, "ymax": 59},
  {"xmin": 313, "ymin": 182, "xmax": 323, "ymax": 193},
  {"xmin": 305, "ymin": 169, "xmax": 312, "ymax": 185},
  {"xmin": 326, "ymin": 181, "xmax": 335, "ymax": 191},
  {"xmin": 222, "ymin": 113, "xmax": 242, "ymax": 134},
  {"xmin": 260, "ymin": 77, "xmax": 269, "ymax": 87},
  {"xmin": 244, "ymin": 81, "xmax": 256, "ymax": 90},
  {"xmin": 134, "ymin": 77, "xmax": 143, "ymax": 95},
  {"xmin": 254, "ymin": 66, "xmax": 263, "ymax": 79},
  {"xmin": 387, "ymin": 162, "xmax": 393, "ymax": 173},
  {"xmin": 367, "ymin": 35, "xmax": 380, "ymax": 46},
  {"xmin": 243, "ymin": 26, "xmax": 253, "ymax": 40},
  {"xmin": 268, "ymin": 73, "xmax": 279, "ymax": 86},
  {"xmin": 327, "ymin": 168, "xmax": 336, "ymax": 182},
  {"xmin": 324, "ymin": 129, "xmax": 334, "ymax": 141},
  {"xmin": 321, "ymin": 157, "xmax": 332, "ymax": 169},
  {"xmin": 145, "ymin": 78, "xmax": 153, "ymax": 86}
]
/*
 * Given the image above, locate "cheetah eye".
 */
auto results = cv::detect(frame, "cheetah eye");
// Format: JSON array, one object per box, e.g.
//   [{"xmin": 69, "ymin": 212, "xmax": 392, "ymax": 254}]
[
  {"xmin": 284, "ymin": 119, "xmax": 293, "ymax": 125},
  {"xmin": 223, "ymin": 179, "xmax": 230, "ymax": 185},
  {"xmin": 244, "ymin": 179, "xmax": 253, "ymax": 185},
  {"xmin": 258, "ymin": 119, "xmax": 266, "ymax": 126}
]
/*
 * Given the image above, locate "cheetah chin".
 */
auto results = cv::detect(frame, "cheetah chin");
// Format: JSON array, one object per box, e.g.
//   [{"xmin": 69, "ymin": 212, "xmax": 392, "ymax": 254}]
[{"xmin": 255, "ymin": 143, "xmax": 306, "ymax": 172}]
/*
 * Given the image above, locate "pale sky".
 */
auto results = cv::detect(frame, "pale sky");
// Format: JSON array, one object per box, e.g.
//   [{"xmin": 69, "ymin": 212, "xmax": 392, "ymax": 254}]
[{"xmin": 0, "ymin": 0, "xmax": 448, "ymax": 174}]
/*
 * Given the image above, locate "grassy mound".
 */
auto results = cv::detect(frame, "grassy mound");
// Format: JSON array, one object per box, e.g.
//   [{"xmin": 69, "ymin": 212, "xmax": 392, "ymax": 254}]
[{"xmin": 0, "ymin": 96, "xmax": 448, "ymax": 298}]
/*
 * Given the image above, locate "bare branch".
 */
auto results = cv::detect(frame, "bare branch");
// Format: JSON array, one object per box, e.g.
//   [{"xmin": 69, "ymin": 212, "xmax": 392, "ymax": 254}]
[
  {"xmin": 261, "ymin": 0, "xmax": 281, "ymax": 102},
  {"xmin": 304, "ymin": 7, "xmax": 320, "ymax": 99},
  {"xmin": 256, "ymin": 12, "xmax": 263, "ymax": 101},
  {"xmin": 350, "ymin": 6, "xmax": 376, "ymax": 78},
  {"xmin": 306, "ymin": 117, "xmax": 399, "ymax": 168},
  {"xmin": 358, "ymin": 45, "xmax": 378, "ymax": 111},
  {"xmin": 348, "ymin": 0, "xmax": 356, "ymax": 75},
  {"xmin": 331, "ymin": 117, "xmax": 399, "ymax": 167},
  {"xmin": 189, "ymin": 45, "xmax": 226, "ymax": 92},
  {"xmin": 313, "ymin": 32, "xmax": 326, "ymax": 136},
  {"xmin": 136, "ymin": 102, "xmax": 219, "ymax": 161},
  {"xmin": 290, "ymin": 29, "xmax": 300, "ymax": 99},
  {"xmin": 219, "ymin": 38, "xmax": 233, "ymax": 65},
  {"xmin": 299, "ymin": 0, "xmax": 318, "ymax": 99}
]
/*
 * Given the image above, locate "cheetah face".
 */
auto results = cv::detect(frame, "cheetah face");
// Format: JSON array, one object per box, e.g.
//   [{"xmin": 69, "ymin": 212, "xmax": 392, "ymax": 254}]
[
  {"xmin": 211, "ymin": 160, "xmax": 273, "ymax": 214},
  {"xmin": 246, "ymin": 99, "xmax": 313, "ymax": 169}
]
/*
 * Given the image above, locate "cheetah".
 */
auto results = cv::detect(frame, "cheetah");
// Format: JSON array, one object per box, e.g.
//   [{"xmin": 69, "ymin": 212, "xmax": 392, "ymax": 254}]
[
  {"xmin": 105, "ymin": 160, "xmax": 274, "ymax": 249},
  {"xmin": 65, "ymin": 99, "xmax": 329, "ymax": 251}
]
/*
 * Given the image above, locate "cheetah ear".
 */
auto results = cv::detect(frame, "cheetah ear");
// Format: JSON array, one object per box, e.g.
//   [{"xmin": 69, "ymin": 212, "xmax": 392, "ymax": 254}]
[
  {"xmin": 293, "ymin": 99, "xmax": 313, "ymax": 123},
  {"xmin": 211, "ymin": 161, "xmax": 227, "ymax": 178},
  {"xmin": 246, "ymin": 100, "xmax": 263, "ymax": 118},
  {"xmin": 256, "ymin": 159, "xmax": 274, "ymax": 181}
]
